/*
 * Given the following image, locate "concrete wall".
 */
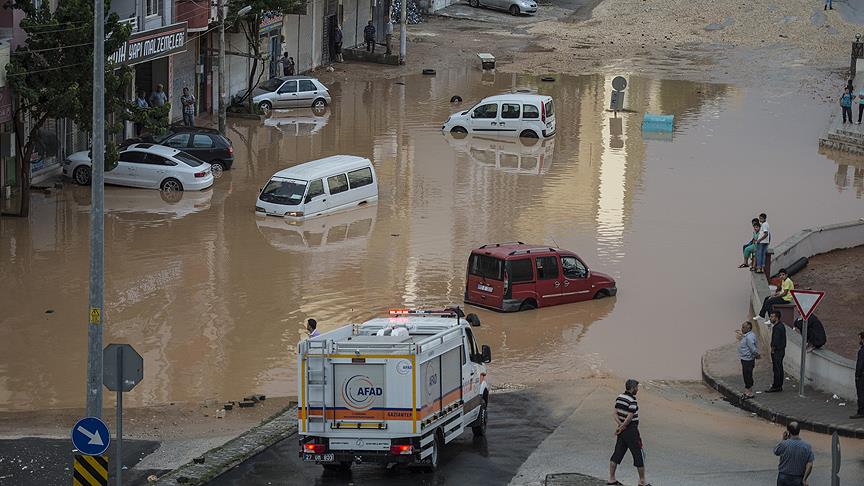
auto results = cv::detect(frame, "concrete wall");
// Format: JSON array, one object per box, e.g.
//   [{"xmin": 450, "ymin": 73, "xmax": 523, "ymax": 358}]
[{"xmin": 750, "ymin": 219, "xmax": 864, "ymax": 400}]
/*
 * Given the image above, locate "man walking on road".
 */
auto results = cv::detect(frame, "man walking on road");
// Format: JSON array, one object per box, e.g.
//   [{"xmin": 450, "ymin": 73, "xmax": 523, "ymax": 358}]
[
  {"xmin": 765, "ymin": 310, "xmax": 786, "ymax": 393},
  {"xmin": 364, "ymin": 20, "xmax": 376, "ymax": 52},
  {"xmin": 607, "ymin": 379, "xmax": 650, "ymax": 486},
  {"xmin": 737, "ymin": 321, "xmax": 760, "ymax": 399},
  {"xmin": 852, "ymin": 331, "xmax": 864, "ymax": 419},
  {"xmin": 773, "ymin": 421, "xmax": 814, "ymax": 486}
]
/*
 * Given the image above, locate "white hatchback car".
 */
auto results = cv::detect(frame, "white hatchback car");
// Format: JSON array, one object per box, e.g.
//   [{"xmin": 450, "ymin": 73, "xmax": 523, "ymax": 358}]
[
  {"xmin": 442, "ymin": 93, "xmax": 556, "ymax": 139},
  {"xmin": 64, "ymin": 143, "xmax": 214, "ymax": 191}
]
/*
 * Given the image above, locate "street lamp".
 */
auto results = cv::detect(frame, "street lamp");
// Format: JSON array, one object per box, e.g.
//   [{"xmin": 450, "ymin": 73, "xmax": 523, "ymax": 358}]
[{"xmin": 218, "ymin": 3, "xmax": 252, "ymax": 134}]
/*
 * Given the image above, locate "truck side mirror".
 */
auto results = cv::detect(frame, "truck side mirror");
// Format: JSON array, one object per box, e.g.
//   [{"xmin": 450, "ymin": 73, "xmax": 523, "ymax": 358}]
[
  {"xmin": 481, "ymin": 345, "xmax": 491, "ymax": 363},
  {"xmin": 466, "ymin": 313, "xmax": 480, "ymax": 327}
]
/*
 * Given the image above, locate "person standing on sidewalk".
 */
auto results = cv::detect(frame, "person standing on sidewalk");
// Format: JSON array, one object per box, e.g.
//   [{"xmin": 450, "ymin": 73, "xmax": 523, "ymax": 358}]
[
  {"xmin": 737, "ymin": 321, "xmax": 760, "ymax": 399},
  {"xmin": 765, "ymin": 310, "xmax": 786, "ymax": 393},
  {"xmin": 384, "ymin": 15, "xmax": 394, "ymax": 55},
  {"xmin": 181, "ymin": 87, "xmax": 196, "ymax": 127},
  {"xmin": 364, "ymin": 20, "xmax": 376, "ymax": 52},
  {"xmin": 759, "ymin": 268, "xmax": 793, "ymax": 318},
  {"xmin": 334, "ymin": 25, "xmax": 344, "ymax": 62},
  {"xmin": 607, "ymin": 379, "xmax": 650, "ymax": 486},
  {"xmin": 773, "ymin": 422, "xmax": 814, "ymax": 486},
  {"xmin": 852, "ymin": 331, "xmax": 864, "ymax": 419},
  {"xmin": 825, "ymin": 0, "xmax": 833, "ymax": 10},
  {"xmin": 755, "ymin": 213, "xmax": 770, "ymax": 273},
  {"xmin": 841, "ymin": 88, "xmax": 854, "ymax": 124}
]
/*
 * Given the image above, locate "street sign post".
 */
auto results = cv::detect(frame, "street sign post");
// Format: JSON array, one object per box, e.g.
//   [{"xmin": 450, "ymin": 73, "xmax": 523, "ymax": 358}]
[
  {"xmin": 103, "ymin": 344, "xmax": 143, "ymax": 486},
  {"xmin": 831, "ymin": 431, "xmax": 841, "ymax": 486},
  {"xmin": 790, "ymin": 289, "xmax": 826, "ymax": 397},
  {"xmin": 610, "ymin": 76, "xmax": 627, "ymax": 116},
  {"xmin": 612, "ymin": 76, "xmax": 627, "ymax": 91},
  {"xmin": 71, "ymin": 417, "xmax": 110, "ymax": 456}
]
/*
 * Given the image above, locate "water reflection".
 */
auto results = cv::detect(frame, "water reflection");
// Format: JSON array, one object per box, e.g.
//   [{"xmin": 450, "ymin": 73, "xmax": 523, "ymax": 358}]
[
  {"xmin": 0, "ymin": 71, "xmax": 760, "ymax": 411},
  {"xmin": 264, "ymin": 108, "xmax": 330, "ymax": 136},
  {"xmin": 820, "ymin": 146, "xmax": 864, "ymax": 198}
]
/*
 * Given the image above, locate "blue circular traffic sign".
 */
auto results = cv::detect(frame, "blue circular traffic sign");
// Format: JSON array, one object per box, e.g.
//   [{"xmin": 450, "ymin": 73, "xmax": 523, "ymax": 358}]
[{"xmin": 71, "ymin": 417, "xmax": 110, "ymax": 456}]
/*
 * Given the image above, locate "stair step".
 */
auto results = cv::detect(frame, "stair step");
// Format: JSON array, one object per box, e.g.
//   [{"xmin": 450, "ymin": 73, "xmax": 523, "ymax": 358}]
[
  {"xmin": 826, "ymin": 132, "xmax": 864, "ymax": 146},
  {"xmin": 819, "ymin": 139, "xmax": 864, "ymax": 155}
]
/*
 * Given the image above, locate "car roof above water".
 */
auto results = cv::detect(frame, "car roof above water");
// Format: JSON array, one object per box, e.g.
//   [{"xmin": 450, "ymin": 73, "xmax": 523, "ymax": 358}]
[
  {"xmin": 479, "ymin": 93, "xmax": 553, "ymax": 105},
  {"xmin": 472, "ymin": 242, "xmax": 570, "ymax": 259},
  {"xmin": 270, "ymin": 155, "xmax": 372, "ymax": 181}
]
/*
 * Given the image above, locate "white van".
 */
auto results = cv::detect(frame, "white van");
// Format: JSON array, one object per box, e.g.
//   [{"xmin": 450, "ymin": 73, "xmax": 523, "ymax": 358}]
[
  {"xmin": 442, "ymin": 93, "xmax": 556, "ymax": 139},
  {"xmin": 255, "ymin": 155, "xmax": 378, "ymax": 220}
]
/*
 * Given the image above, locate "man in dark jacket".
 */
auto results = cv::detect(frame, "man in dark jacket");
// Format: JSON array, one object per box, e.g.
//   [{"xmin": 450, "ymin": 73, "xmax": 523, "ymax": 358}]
[
  {"xmin": 766, "ymin": 310, "xmax": 786, "ymax": 393},
  {"xmin": 364, "ymin": 20, "xmax": 376, "ymax": 52},
  {"xmin": 852, "ymin": 331, "xmax": 864, "ymax": 419},
  {"xmin": 793, "ymin": 314, "xmax": 827, "ymax": 351}
]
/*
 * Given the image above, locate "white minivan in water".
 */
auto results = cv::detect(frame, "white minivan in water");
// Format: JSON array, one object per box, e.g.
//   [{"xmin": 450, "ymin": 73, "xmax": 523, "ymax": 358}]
[
  {"xmin": 442, "ymin": 93, "xmax": 556, "ymax": 139},
  {"xmin": 255, "ymin": 155, "xmax": 378, "ymax": 220}
]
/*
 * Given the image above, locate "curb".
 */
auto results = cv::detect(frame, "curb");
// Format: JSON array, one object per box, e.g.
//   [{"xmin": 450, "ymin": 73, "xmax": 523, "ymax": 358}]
[
  {"xmin": 154, "ymin": 404, "xmax": 297, "ymax": 485},
  {"xmin": 701, "ymin": 355, "xmax": 864, "ymax": 439}
]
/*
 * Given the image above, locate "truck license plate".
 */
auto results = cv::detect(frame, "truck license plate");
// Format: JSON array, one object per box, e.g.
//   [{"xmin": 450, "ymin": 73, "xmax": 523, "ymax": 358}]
[
  {"xmin": 303, "ymin": 453, "xmax": 334, "ymax": 462},
  {"xmin": 477, "ymin": 284, "xmax": 493, "ymax": 293}
]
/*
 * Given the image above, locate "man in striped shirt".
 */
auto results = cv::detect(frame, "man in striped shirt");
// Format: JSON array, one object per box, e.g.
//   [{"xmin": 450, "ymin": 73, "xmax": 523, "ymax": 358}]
[
  {"xmin": 607, "ymin": 379, "xmax": 650, "ymax": 486},
  {"xmin": 773, "ymin": 421, "xmax": 814, "ymax": 485}
]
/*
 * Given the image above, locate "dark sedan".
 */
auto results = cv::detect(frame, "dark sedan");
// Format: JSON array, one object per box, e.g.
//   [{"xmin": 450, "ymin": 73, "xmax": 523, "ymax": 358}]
[{"xmin": 122, "ymin": 127, "xmax": 234, "ymax": 171}]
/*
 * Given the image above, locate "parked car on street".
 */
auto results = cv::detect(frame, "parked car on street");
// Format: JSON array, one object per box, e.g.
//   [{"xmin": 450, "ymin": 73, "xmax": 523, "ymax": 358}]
[
  {"xmin": 442, "ymin": 93, "xmax": 555, "ymax": 139},
  {"xmin": 464, "ymin": 243, "xmax": 616, "ymax": 312},
  {"xmin": 468, "ymin": 0, "xmax": 537, "ymax": 16},
  {"xmin": 236, "ymin": 76, "xmax": 331, "ymax": 116},
  {"xmin": 121, "ymin": 127, "xmax": 234, "ymax": 172},
  {"xmin": 64, "ymin": 143, "xmax": 214, "ymax": 192}
]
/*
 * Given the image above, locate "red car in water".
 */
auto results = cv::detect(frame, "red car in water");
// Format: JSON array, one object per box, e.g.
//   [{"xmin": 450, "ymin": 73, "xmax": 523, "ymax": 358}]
[{"xmin": 464, "ymin": 243, "xmax": 617, "ymax": 312}]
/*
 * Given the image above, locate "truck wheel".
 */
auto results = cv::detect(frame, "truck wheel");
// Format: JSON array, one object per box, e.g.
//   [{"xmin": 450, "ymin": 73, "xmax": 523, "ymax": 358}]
[
  {"xmin": 427, "ymin": 430, "xmax": 443, "ymax": 470},
  {"xmin": 472, "ymin": 398, "xmax": 488, "ymax": 437}
]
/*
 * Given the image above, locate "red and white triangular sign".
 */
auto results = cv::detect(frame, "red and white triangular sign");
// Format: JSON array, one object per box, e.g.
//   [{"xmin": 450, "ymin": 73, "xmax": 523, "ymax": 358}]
[{"xmin": 790, "ymin": 290, "xmax": 826, "ymax": 321}]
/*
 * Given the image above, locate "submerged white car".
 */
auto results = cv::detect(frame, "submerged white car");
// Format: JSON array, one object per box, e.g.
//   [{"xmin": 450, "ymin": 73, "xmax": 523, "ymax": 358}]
[{"xmin": 64, "ymin": 143, "xmax": 214, "ymax": 191}]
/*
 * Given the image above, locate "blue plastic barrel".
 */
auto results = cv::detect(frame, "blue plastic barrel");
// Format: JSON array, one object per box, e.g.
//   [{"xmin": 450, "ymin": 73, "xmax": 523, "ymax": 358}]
[{"xmin": 642, "ymin": 113, "xmax": 674, "ymax": 133}]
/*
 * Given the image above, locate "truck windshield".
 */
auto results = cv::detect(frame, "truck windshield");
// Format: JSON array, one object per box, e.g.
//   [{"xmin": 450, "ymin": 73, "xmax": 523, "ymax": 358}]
[
  {"xmin": 468, "ymin": 254, "xmax": 504, "ymax": 281},
  {"xmin": 259, "ymin": 179, "xmax": 307, "ymax": 205}
]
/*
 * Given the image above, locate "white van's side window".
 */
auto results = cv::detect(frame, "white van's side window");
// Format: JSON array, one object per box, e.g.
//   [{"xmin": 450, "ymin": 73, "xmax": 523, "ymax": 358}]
[
  {"xmin": 327, "ymin": 174, "xmax": 349, "ymax": 195},
  {"xmin": 306, "ymin": 179, "xmax": 324, "ymax": 200},
  {"xmin": 347, "ymin": 168, "xmax": 373, "ymax": 189},
  {"xmin": 523, "ymin": 104, "xmax": 539, "ymax": 119},
  {"xmin": 473, "ymin": 103, "xmax": 498, "ymax": 119},
  {"xmin": 501, "ymin": 104, "xmax": 520, "ymax": 119}
]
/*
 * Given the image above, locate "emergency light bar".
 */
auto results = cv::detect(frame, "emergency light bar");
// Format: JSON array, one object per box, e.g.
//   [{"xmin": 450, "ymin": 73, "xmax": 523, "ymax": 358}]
[{"xmin": 388, "ymin": 308, "xmax": 456, "ymax": 316}]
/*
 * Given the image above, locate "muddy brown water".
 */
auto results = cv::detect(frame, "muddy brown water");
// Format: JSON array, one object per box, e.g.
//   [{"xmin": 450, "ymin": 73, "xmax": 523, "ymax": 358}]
[{"xmin": 2, "ymin": 69, "xmax": 864, "ymax": 411}]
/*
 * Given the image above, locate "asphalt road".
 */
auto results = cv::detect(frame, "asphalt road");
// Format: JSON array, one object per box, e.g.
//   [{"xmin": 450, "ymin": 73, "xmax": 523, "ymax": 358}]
[
  {"xmin": 0, "ymin": 437, "xmax": 160, "ymax": 486},
  {"xmin": 210, "ymin": 387, "xmax": 573, "ymax": 486}
]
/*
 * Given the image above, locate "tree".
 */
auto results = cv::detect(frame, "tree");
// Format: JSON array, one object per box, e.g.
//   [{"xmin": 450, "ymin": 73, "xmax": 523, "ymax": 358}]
[
  {"xmin": 228, "ymin": 0, "xmax": 306, "ymax": 112},
  {"xmin": 4, "ymin": 0, "xmax": 133, "ymax": 216}
]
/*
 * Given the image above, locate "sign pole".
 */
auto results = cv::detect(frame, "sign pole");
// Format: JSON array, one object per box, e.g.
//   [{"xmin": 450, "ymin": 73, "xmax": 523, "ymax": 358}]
[
  {"xmin": 790, "ymin": 289, "xmax": 826, "ymax": 398},
  {"xmin": 115, "ymin": 345, "xmax": 123, "ymax": 486},
  {"xmin": 798, "ymin": 313, "xmax": 808, "ymax": 398},
  {"xmin": 87, "ymin": 0, "xmax": 106, "ymax": 420},
  {"xmin": 831, "ymin": 431, "xmax": 841, "ymax": 486}
]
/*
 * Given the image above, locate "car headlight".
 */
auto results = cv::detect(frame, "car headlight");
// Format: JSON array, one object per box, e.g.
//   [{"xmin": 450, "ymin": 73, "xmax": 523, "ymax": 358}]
[{"xmin": 286, "ymin": 211, "xmax": 304, "ymax": 217}]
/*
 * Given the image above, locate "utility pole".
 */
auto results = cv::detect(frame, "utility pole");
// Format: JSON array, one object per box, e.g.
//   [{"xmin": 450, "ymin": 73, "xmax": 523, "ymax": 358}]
[
  {"xmin": 399, "ymin": 0, "xmax": 406, "ymax": 64},
  {"xmin": 87, "ymin": 0, "xmax": 106, "ymax": 418},
  {"xmin": 217, "ymin": 0, "xmax": 226, "ymax": 134}
]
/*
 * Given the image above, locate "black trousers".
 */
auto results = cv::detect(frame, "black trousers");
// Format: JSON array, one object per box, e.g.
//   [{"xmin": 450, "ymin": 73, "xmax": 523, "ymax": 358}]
[
  {"xmin": 771, "ymin": 351, "xmax": 785, "ymax": 389},
  {"xmin": 858, "ymin": 103, "xmax": 864, "ymax": 123},
  {"xmin": 843, "ymin": 106, "xmax": 853, "ymax": 123},
  {"xmin": 856, "ymin": 376, "xmax": 864, "ymax": 415},
  {"xmin": 760, "ymin": 296, "xmax": 787, "ymax": 317},
  {"xmin": 741, "ymin": 359, "xmax": 755, "ymax": 389},
  {"xmin": 366, "ymin": 39, "xmax": 375, "ymax": 52},
  {"xmin": 777, "ymin": 472, "xmax": 803, "ymax": 486},
  {"xmin": 610, "ymin": 425, "xmax": 644, "ymax": 467}
]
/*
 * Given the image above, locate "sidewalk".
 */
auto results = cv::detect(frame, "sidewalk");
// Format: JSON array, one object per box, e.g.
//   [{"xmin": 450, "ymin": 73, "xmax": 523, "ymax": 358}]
[{"xmin": 702, "ymin": 343, "xmax": 864, "ymax": 439}]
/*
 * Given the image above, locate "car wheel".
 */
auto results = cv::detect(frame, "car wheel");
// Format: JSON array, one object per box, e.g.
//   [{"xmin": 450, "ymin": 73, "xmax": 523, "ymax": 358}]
[
  {"xmin": 160, "ymin": 178, "xmax": 183, "ymax": 192},
  {"xmin": 594, "ymin": 289, "xmax": 610, "ymax": 299},
  {"xmin": 510, "ymin": 4, "xmax": 520, "ymax": 15},
  {"xmin": 519, "ymin": 300, "xmax": 536, "ymax": 311},
  {"xmin": 210, "ymin": 161, "xmax": 224, "ymax": 178},
  {"xmin": 259, "ymin": 101, "xmax": 272, "ymax": 116},
  {"xmin": 520, "ymin": 129, "xmax": 539, "ymax": 139},
  {"xmin": 312, "ymin": 98, "xmax": 327, "ymax": 109},
  {"xmin": 472, "ymin": 398, "xmax": 488, "ymax": 437},
  {"xmin": 73, "ymin": 166, "xmax": 91, "ymax": 186}
]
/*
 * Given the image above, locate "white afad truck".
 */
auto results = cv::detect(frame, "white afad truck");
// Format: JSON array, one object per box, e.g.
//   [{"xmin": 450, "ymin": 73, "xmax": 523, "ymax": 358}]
[{"xmin": 297, "ymin": 308, "xmax": 492, "ymax": 471}]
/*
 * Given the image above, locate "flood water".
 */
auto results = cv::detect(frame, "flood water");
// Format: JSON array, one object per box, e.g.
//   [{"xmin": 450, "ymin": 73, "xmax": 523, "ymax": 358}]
[{"xmin": 2, "ymin": 69, "xmax": 864, "ymax": 411}]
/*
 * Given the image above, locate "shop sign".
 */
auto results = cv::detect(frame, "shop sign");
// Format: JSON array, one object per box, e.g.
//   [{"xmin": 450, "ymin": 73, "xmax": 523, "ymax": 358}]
[
  {"xmin": 259, "ymin": 14, "xmax": 283, "ymax": 35},
  {"xmin": 109, "ymin": 22, "xmax": 188, "ymax": 66}
]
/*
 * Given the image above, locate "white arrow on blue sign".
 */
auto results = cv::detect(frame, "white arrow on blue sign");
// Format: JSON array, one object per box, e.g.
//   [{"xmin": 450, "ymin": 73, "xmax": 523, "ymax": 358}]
[{"xmin": 71, "ymin": 416, "xmax": 110, "ymax": 456}]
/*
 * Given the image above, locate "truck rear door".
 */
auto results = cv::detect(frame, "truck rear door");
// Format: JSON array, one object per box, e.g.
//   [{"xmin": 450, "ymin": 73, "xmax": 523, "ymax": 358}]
[{"xmin": 466, "ymin": 253, "xmax": 505, "ymax": 308}]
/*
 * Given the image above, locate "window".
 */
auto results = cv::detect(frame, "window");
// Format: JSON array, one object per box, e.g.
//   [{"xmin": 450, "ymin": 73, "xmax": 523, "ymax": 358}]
[
  {"xmin": 162, "ymin": 133, "xmax": 190, "ymax": 149},
  {"xmin": 562, "ymin": 256, "xmax": 588, "ymax": 279},
  {"xmin": 259, "ymin": 179, "xmax": 307, "ymax": 205},
  {"xmin": 507, "ymin": 259, "xmax": 534, "ymax": 283},
  {"xmin": 544, "ymin": 100, "xmax": 554, "ymax": 117},
  {"xmin": 298, "ymin": 80, "xmax": 317, "ymax": 92},
  {"xmin": 278, "ymin": 81, "xmax": 297, "ymax": 94},
  {"xmin": 119, "ymin": 151, "xmax": 148, "ymax": 163},
  {"xmin": 173, "ymin": 152, "xmax": 203, "ymax": 167},
  {"xmin": 327, "ymin": 173, "xmax": 349, "ymax": 195},
  {"xmin": 501, "ymin": 103, "xmax": 520, "ymax": 119},
  {"xmin": 260, "ymin": 78, "xmax": 282, "ymax": 92},
  {"xmin": 192, "ymin": 134, "xmax": 214, "ymax": 148},
  {"xmin": 144, "ymin": 154, "xmax": 173, "ymax": 166},
  {"xmin": 347, "ymin": 167, "xmax": 373, "ymax": 189},
  {"xmin": 468, "ymin": 254, "xmax": 504, "ymax": 281},
  {"xmin": 523, "ymin": 104, "xmax": 539, "ymax": 119},
  {"xmin": 465, "ymin": 328, "xmax": 481, "ymax": 363},
  {"xmin": 472, "ymin": 103, "xmax": 497, "ymax": 119},
  {"xmin": 535, "ymin": 256, "xmax": 559, "ymax": 280},
  {"xmin": 146, "ymin": 0, "xmax": 159, "ymax": 16},
  {"xmin": 305, "ymin": 179, "xmax": 324, "ymax": 200}
]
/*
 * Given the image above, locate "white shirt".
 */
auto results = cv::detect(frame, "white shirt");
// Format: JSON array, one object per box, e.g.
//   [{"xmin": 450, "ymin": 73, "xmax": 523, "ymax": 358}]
[
  {"xmin": 758, "ymin": 221, "xmax": 770, "ymax": 245},
  {"xmin": 309, "ymin": 329, "xmax": 320, "ymax": 338}
]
